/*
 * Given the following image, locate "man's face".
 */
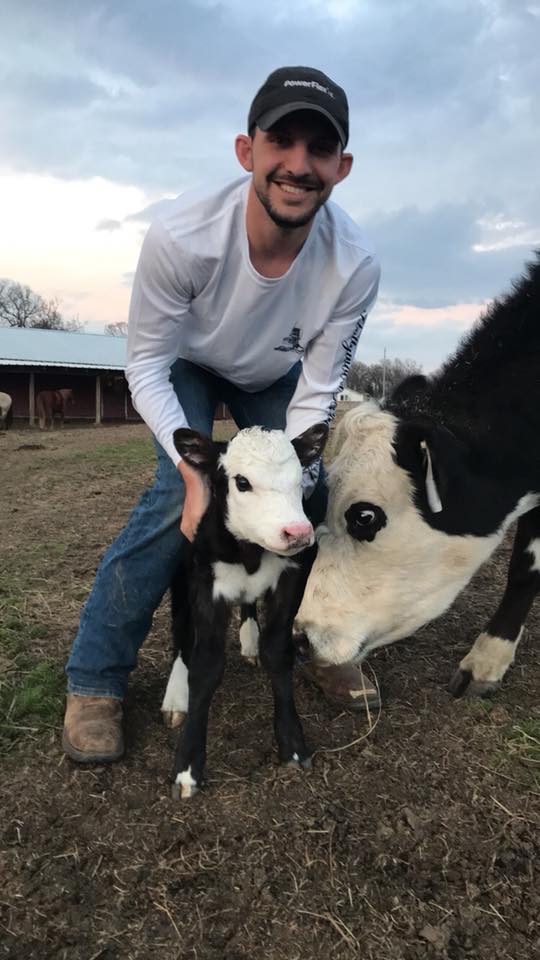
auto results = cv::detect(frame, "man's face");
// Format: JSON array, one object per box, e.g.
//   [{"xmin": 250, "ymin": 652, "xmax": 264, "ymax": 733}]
[{"xmin": 239, "ymin": 111, "xmax": 352, "ymax": 230}]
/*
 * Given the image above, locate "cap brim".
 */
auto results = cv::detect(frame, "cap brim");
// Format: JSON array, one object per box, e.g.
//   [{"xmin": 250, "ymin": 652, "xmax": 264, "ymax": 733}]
[{"xmin": 255, "ymin": 102, "xmax": 347, "ymax": 147}]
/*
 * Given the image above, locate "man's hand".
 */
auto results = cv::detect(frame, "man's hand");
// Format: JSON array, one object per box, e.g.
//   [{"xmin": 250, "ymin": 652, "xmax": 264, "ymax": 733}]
[{"xmin": 178, "ymin": 459, "xmax": 210, "ymax": 542}]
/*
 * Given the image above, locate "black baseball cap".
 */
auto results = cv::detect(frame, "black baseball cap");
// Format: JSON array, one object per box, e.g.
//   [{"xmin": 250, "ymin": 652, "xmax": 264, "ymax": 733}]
[{"xmin": 248, "ymin": 66, "xmax": 349, "ymax": 148}]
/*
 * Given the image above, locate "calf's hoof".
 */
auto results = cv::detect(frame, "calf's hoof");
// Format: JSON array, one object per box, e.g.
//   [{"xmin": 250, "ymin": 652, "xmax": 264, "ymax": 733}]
[
  {"xmin": 284, "ymin": 751, "xmax": 313, "ymax": 771},
  {"xmin": 171, "ymin": 767, "xmax": 201, "ymax": 800},
  {"xmin": 242, "ymin": 655, "xmax": 259, "ymax": 668},
  {"xmin": 162, "ymin": 708, "xmax": 186, "ymax": 729},
  {"xmin": 448, "ymin": 668, "xmax": 500, "ymax": 699},
  {"xmin": 280, "ymin": 743, "xmax": 313, "ymax": 771}
]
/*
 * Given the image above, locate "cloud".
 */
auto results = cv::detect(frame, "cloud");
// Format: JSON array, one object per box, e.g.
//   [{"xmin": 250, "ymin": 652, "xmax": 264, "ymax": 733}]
[
  {"xmin": 1, "ymin": 0, "xmax": 539, "ymax": 367},
  {"xmin": 96, "ymin": 219, "xmax": 122, "ymax": 232},
  {"xmin": 364, "ymin": 203, "xmax": 537, "ymax": 308},
  {"xmin": 3, "ymin": 0, "xmax": 539, "ymax": 199}
]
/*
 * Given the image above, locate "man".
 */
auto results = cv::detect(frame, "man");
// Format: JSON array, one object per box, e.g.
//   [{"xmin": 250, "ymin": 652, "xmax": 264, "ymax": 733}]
[{"xmin": 63, "ymin": 66, "xmax": 381, "ymax": 763}]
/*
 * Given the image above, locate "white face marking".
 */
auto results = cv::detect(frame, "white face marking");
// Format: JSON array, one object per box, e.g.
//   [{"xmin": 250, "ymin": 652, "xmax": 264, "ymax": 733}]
[
  {"xmin": 297, "ymin": 404, "xmax": 538, "ymax": 665},
  {"xmin": 459, "ymin": 630, "xmax": 523, "ymax": 684},
  {"xmin": 528, "ymin": 538, "xmax": 540, "ymax": 573},
  {"xmin": 239, "ymin": 617, "xmax": 260, "ymax": 659},
  {"xmin": 161, "ymin": 655, "xmax": 189, "ymax": 713},
  {"xmin": 219, "ymin": 428, "xmax": 313, "ymax": 555},
  {"xmin": 213, "ymin": 554, "xmax": 294, "ymax": 603}
]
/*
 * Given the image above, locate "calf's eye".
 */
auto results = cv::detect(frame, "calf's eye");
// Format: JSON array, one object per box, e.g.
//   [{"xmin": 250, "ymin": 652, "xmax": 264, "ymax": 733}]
[
  {"xmin": 235, "ymin": 475, "xmax": 252, "ymax": 492},
  {"xmin": 345, "ymin": 501, "xmax": 387, "ymax": 542}
]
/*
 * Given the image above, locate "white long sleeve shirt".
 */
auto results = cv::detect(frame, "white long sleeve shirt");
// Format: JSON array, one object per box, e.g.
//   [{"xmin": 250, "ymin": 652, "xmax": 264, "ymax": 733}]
[{"xmin": 126, "ymin": 176, "xmax": 380, "ymax": 465}]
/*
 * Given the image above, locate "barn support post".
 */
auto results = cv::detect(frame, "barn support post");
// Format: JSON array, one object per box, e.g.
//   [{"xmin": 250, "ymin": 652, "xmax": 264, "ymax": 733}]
[
  {"xmin": 95, "ymin": 374, "xmax": 102, "ymax": 426},
  {"xmin": 29, "ymin": 371, "xmax": 35, "ymax": 427}
]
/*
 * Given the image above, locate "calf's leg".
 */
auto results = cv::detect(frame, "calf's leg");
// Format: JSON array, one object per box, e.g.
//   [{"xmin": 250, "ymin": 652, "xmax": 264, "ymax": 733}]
[
  {"xmin": 259, "ymin": 568, "xmax": 312, "ymax": 768},
  {"xmin": 172, "ymin": 592, "xmax": 229, "ymax": 799},
  {"xmin": 162, "ymin": 554, "xmax": 193, "ymax": 728},
  {"xmin": 449, "ymin": 507, "xmax": 540, "ymax": 698}
]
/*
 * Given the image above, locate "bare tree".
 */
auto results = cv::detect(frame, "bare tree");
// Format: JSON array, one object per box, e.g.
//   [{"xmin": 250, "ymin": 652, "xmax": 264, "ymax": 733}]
[
  {"xmin": 0, "ymin": 279, "xmax": 83, "ymax": 331},
  {"xmin": 104, "ymin": 321, "xmax": 128, "ymax": 337},
  {"xmin": 347, "ymin": 357, "xmax": 423, "ymax": 399}
]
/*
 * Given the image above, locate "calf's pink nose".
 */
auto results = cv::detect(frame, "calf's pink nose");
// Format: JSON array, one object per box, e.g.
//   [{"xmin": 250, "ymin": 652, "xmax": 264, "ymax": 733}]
[{"xmin": 281, "ymin": 521, "xmax": 314, "ymax": 548}]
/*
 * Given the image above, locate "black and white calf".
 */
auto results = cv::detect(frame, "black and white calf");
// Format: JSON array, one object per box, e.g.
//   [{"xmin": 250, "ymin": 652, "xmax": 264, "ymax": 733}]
[
  {"xmin": 161, "ymin": 422, "xmax": 328, "ymax": 798},
  {"xmin": 296, "ymin": 254, "xmax": 540, "ymax": 698}
]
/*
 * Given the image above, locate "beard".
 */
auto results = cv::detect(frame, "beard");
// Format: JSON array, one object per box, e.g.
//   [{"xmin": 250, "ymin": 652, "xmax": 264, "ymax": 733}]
[{"xmin": 254, "ymin": 177, "xmax": 326, "ymax": 230}]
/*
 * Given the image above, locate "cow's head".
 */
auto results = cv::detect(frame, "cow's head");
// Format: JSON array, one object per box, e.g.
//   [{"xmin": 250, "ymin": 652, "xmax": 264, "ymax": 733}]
[
  {"xmin": 174, "ymin": 422, "xmax": 328, "ymax": 556},
  {"xmin": 295, "ymin": 402, "xmax": 510, "ymax": 664}
]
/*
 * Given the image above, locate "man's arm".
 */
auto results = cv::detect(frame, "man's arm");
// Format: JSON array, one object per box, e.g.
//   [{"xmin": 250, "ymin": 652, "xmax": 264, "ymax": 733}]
[
  {"xmin": 285, "ymin": 254, "xmax": 381, "ymax": 447},
  {"xmin": 126, "ymin": 220, "xmax": 211, "ymax": 540},
  {"xmin": 126, "ymin": 219, "xmax": 193, "ymax": 466}
]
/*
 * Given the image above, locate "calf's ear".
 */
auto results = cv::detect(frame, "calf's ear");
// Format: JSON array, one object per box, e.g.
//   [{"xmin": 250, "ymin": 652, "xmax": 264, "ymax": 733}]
[
  {"xmin": 291, "ymin": 421, "xmax": 329, "ymax": 467},
  {"xmin": 390, "ymin": 374, "xmax": 430, "ymax": 406},
  {"xmin": 173, "ymin": 429, "xmax": 217, "ymax": 472}
]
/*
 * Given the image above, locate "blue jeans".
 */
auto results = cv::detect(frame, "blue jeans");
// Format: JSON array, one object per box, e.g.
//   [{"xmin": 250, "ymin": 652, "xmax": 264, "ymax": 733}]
[{"xmin": 66, "ymin": 359, "xmax": 327, "ymax": 698}]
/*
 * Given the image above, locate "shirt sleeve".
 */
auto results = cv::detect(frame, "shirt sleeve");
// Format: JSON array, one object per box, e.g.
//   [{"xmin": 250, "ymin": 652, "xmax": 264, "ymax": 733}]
[
  {"xmin": 285, "ymin": 254, "xmax": 381, "ymax": 441},
  {"xmin": 125, "ymin": 219, "xmax": 192, "ymax": 466}
]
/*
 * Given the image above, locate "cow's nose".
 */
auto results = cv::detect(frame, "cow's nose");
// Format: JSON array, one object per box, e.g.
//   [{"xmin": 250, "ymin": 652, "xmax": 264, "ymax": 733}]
[{"xmin": 281, "ymin": 521, "xmax": 314, "ymax": 549}]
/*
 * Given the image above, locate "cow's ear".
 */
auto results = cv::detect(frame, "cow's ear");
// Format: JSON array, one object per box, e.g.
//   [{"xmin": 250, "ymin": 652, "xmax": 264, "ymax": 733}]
[
  {"xmin": 396, "ymin": 418, "xmax": 461, "ymax": 514},
  {"xmin": 173, "ymin": 429, "xmax": 217, "ymax": 472},
  {"xmin": 291, "ymin": 422, "xmax": 329, "ymax": 467}
]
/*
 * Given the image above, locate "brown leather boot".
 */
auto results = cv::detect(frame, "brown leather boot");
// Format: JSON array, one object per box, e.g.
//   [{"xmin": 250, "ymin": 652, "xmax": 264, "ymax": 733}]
[
  {"xmin": 62, "ymin": 693, "xmax": 124, "ymax": 763},
  {"xmin": 297, "ymin": 659, "xmax": 381, "ymax": 712}
]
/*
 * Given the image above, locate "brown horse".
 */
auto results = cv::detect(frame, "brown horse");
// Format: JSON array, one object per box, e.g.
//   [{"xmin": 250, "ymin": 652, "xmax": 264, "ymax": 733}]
[
  {"xmin": 0, "ymin": 391, "xmax": 13, "ymax": 431},
  {"xmin": 36, "ymin": 388, "xmax": 74, "ymax": 430}
]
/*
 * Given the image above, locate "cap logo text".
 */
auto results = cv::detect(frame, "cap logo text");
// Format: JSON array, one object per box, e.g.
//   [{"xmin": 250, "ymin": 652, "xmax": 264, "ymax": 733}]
[{"xmin": 283, "ymin": 79, "xmax": 335, "ymax": 98}]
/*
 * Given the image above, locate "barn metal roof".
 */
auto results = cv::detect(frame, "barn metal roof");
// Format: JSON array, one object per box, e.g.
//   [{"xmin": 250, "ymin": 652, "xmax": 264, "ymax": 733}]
[{"xmin": 0, "ymin": 328, "xmax": 127, "ymax": 370}]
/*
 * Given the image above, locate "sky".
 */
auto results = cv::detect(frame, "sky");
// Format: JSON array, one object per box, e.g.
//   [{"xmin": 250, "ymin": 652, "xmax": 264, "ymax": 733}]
[{"xmin": 1, "ymin": 0, "xmax": 539, "ymax": 371}]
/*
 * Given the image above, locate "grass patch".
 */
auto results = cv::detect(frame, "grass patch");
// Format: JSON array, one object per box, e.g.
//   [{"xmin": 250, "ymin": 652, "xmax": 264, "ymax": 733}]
[
  {"xmin": 463, "ymin": 698, "xmax": 495, "ymax": 718},
  {"xmin": 71, "ymin": 437, "xmax": 155, "ymax": 466},
  {"xmin": 0, "ymin": 571, "xmax": 64, "ymax": 754},
  {"xmin": 507, "ymin": 720, "xmax": 540, "ymax": 780},
  {"xmin": 2, "ymin": 662, "xmax": 65, "ymax": 724}
]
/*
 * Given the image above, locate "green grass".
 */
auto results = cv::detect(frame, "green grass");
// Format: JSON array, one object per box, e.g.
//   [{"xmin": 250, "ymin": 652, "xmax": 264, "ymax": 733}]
[
  {"xmin": 70, "ymin": 437, "xmax": 155, "ymax": 465},
  {"xmin": 0, "ymin": 572, "xmax": 65, "ymax": 753},
  {"xmin": 2, "ymin": 662, "xmax": 65, "ymax": 724},
  {"xmin": 507, "ymin": 720, "xmax": 540, "ymax": 781},
  {"xmin": 463, "ymin": 697, "xmax": 495, "ymax": 718}
]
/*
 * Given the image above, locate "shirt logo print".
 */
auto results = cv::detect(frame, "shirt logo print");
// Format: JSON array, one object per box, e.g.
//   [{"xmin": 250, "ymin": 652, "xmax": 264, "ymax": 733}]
[{"xmin": 274, "ymin": 327, "xmax": 304, "ymax": 355}]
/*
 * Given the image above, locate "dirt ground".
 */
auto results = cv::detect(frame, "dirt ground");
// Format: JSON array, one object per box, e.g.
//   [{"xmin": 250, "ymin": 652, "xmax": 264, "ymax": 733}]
[{"xmin": 1, "ymin": 422, "xmax": 539, "ymax": 960}]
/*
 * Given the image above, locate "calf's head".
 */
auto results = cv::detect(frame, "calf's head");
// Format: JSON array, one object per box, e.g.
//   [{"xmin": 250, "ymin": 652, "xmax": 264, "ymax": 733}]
[
  {"xmin": 296, "ymin": 403, "xmax": 514, "ymax": 665},
  {"xmin": 174, "ymin": 422, "xmax": 328, "ymax": 556}
]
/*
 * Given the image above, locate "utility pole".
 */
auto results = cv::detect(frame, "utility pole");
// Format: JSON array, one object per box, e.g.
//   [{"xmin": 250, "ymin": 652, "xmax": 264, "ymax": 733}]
[{"xmin": 381, "ymin": 346, "xmax": 387, "ymax": 402}]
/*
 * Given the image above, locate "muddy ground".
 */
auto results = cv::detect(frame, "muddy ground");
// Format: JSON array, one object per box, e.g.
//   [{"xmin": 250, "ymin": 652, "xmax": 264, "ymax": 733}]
[{"xmin": 0, "ymin": 422, "xmax": 539, "ymax": 960}]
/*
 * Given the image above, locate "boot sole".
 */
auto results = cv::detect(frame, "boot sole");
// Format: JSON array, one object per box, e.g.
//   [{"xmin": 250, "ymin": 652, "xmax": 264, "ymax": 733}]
[
  {"xmin": 297, "ymin": 662, "xmax": 381, "ymax": 712},
  {"xmin": 62, "ymin": 730, "xmax": 124, "ymax": 764}
]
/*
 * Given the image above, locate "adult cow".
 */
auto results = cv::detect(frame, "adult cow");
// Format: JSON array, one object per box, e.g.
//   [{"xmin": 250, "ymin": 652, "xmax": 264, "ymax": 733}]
[
  {"xmin": 0, "ymin": 392, "xmax": 13, "ymax": 431},
  {"xmin": 296, "ymin": 255, "xmax": 540, "ymax": 699}
]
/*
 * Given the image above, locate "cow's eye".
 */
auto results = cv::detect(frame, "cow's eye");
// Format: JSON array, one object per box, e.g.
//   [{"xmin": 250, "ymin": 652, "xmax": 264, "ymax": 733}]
[
  {"xmin": 235, "ymin": 475, "xmax": 252, "ymax": 492},
  {"xmin": 345, "ymin": 502, "xmax": 387, "ymax": 542}
]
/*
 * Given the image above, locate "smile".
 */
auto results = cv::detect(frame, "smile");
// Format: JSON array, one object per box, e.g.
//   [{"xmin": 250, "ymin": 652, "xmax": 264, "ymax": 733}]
[{"xmin": 274, "ymin": 182, "xmax": 316, "ymax": 196}]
